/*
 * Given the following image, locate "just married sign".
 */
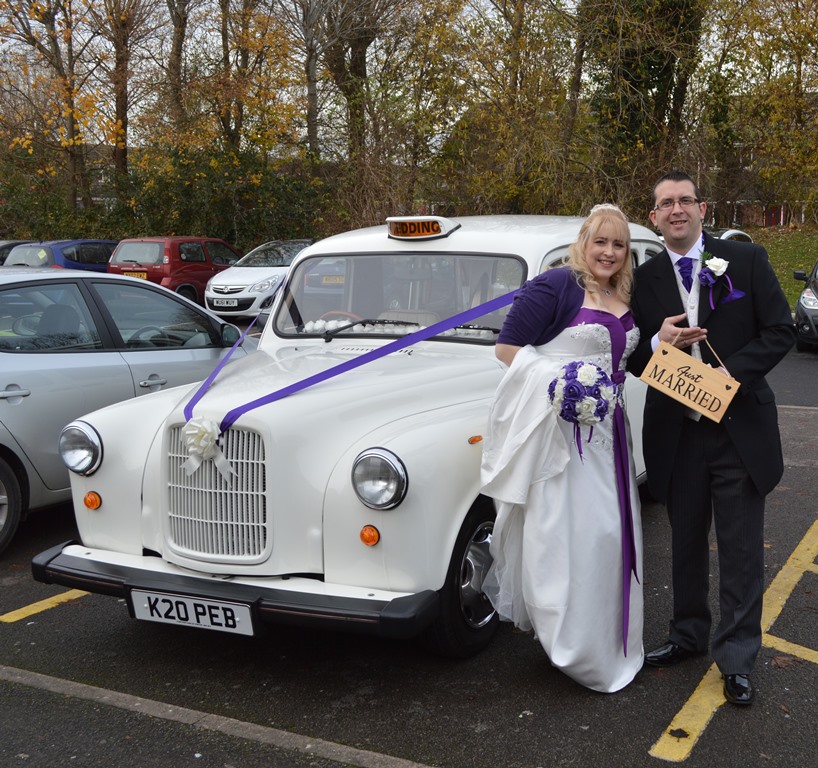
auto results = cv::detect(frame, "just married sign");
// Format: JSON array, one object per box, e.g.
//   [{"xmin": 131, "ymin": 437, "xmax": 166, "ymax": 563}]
[{"xmin": 639, "ymin": 341, "xmax": 739, "ymax": 422}]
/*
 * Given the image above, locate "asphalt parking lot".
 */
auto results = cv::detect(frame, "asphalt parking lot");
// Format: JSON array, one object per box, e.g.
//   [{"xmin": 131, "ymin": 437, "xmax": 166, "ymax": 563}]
[{"xmin": 1, "ymin": 349, "xmax": 816, "ymax": 768}]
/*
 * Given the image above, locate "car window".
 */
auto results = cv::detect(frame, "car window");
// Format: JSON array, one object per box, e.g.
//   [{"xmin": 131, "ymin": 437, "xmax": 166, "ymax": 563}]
[
  {"xmin": 111, "ymin": 242, "xmax": 164, "ymax": 265},
  {"xmin": 93, "ymin": 282, "xmax": 218, "ymax": 349},
  {"xmin": 207, "ymin": 242, "xmax": 239, "ymax": 265},
  {"xmin": 179, "ymin": 243, "xmax": 206, "ymax": 263},
  {"xmin": 278, "ymin": 252, "xmax": 525, "ymax": 343},
  {"xmin": 0, "ymin": 282, "xmax": 102, "ymax": 351},
  {"xmin": 72, "ymin": 243, "xmax": 114, "ymax": 265},
  {"xmin": 5, "ymin": 245, "xmax": 54, "ymax": 268}
]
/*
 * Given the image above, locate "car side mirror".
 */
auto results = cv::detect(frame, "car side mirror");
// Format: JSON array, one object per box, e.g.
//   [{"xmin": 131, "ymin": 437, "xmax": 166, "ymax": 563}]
[
  {"xmin": 222, "ymin": 324, "xmax": 241, "ymax": 346},
  {"xmin": 793, "ymin": 270, "xmax": 808, "ymax": 282}
]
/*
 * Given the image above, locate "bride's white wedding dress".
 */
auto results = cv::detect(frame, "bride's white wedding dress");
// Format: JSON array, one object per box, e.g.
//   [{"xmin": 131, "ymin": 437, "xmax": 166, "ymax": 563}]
[{"xmin": 481, "ymin": 309, "xmax": 644, "ymax": 693}]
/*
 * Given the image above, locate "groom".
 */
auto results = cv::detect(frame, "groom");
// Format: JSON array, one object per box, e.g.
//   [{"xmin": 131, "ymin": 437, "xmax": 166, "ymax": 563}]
[{"xmin": 627, "ymin": 171, "xmax": 795, "ymax": 705}]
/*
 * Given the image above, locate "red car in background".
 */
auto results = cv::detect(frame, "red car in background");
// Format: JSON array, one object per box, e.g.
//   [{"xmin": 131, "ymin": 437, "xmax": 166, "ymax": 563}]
[{"xmin": 108, "ymin": 236, "xmax": 242, "ymax": 304}]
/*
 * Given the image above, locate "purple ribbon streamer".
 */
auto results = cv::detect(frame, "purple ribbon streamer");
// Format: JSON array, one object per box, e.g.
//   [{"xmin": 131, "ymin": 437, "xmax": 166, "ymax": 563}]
[
  {"xmin": 183, "ymin": 314, "xmax": 259, "ymax": 421},
  {"xmin": 610, "ymin": 370, "xmax": 639, "ymax": 656},
  {"xmin": 184, "ymin": 289, "xmax": 519, "ymax": 433}
]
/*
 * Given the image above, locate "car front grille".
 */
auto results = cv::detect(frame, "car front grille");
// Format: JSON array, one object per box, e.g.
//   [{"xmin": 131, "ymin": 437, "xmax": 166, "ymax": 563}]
[
  {"xmin": 211, "ymin": 285, "xmax": 244, "ymax": 295},
  {"xmin": 167, "ymin": 425, "xmax": 268, "ymax": 561}
]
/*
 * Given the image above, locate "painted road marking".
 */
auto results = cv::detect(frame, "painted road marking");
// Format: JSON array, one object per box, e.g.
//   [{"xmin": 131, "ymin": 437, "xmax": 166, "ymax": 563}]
[
  {"xmin": 0, "ymin": 589, "xmax": 88, "ymax": 623},
  {"xmin": 0, "ymin": 664, "xmax": 436, "ymax": 768},
  {"xmin": 649, "ymin": 516, "xmax": 818, "ymax": 762}
]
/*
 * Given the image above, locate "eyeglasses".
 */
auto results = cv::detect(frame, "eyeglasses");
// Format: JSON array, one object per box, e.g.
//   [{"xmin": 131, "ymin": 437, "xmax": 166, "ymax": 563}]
[{"xmin": 653, "ymin": 196, "xmax": 701, "ymax": 212}]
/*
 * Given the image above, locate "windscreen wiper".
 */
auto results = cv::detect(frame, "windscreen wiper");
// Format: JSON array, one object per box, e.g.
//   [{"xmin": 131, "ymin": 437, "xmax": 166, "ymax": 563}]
[{"xmin": 321, "ymin": 318, "xmax": 421, "ymax": 342}]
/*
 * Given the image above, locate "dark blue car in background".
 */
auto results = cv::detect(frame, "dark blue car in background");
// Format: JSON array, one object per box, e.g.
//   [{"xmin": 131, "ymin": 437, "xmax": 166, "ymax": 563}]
[{"xmin": 2, "ymin": 239, "xmax": 119, "ymax": 273}]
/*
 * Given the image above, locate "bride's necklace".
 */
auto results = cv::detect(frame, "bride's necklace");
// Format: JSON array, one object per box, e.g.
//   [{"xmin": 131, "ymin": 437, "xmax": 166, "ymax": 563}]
[{"xmin": 602, "ymin": 287, "xmax": 612, "ymax": 296}]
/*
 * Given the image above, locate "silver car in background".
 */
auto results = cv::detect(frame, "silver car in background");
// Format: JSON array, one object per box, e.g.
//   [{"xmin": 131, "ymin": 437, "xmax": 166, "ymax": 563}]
[
  {"xmin": 0, "ymin": 269, "xmax": 256, "ymax": 552},
  {"xmin": 205, "ymin": 239, "xmax": 313, "ymax": 319}
]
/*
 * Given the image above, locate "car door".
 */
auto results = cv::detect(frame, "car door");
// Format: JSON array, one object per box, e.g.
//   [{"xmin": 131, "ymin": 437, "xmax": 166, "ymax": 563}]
[
  {"xmin": 90, "ymin": 280, "xmax": 248, "ymax": 393},
  {"xmin": 0, "ymin": 280, "xmax": 135, "ymax": 490}
]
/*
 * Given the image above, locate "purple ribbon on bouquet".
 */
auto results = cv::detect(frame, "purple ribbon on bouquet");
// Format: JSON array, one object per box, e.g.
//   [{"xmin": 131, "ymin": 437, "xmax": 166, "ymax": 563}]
[{"xmin": 184, "ymin": 290, "xmax": 519, "ymax": 433}]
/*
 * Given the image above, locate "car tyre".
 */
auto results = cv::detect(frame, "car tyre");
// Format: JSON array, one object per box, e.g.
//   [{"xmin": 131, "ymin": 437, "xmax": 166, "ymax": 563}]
[
  {"xmin": 177, "ymin": 286, "xmax": 198, "ymax": 303},
  {"xmin": 0, "ymin": 457, "xmax": 22, "ymax": 553},
  {"xmin": 420, "ymin": 498, "xmax": 498, "ymax": 658}
]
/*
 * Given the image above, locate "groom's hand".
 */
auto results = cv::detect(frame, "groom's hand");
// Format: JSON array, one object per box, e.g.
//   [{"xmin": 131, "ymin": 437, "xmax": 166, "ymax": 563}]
[{"xmin": 659, "ymin": 313, "xmax": 708, "ymax": 349}]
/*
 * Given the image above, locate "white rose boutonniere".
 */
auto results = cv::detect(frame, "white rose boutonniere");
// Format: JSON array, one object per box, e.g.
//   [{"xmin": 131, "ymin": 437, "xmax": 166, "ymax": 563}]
[{"xmin": 698, "ymin": 252, "xmax": 745, "ymax": 308}]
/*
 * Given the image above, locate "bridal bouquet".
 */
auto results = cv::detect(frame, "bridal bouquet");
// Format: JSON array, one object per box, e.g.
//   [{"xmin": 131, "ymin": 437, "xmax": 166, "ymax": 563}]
[{"xmin": 548, "ymin": 361, "xmax": 616, "ymax": 427}]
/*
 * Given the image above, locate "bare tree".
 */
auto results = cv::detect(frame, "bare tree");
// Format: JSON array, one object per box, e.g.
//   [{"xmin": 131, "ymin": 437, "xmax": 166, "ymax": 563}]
[
  {"xmin": 89, "ymin": 0, "xmax": 160, "ymax": 176},
  {"xmin": 0, "ymin": 0, "xmax": 105, "ymax": 209}
]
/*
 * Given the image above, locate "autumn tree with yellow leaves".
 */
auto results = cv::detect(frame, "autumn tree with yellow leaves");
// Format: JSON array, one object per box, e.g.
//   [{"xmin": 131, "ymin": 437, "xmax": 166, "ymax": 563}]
[{"xmin": 1, "ymin": 0, "xmax": 818, "ymax": 243}]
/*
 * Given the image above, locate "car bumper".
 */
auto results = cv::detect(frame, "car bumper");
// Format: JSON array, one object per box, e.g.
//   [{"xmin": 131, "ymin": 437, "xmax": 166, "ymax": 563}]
[
  {"xmin": 205, "ymin": 294, "xmax": 269, "ymax": 317},
  {"xmin": 795, "ymin": 305, "xmax": 818, "ymax": 345},
  {"xmin": 32, "ymin": 542, "xmax": 440, "ymax": 639}
]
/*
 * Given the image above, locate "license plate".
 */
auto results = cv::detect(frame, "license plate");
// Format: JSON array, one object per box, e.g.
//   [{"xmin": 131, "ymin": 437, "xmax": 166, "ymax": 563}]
[
  {"xmin": 124, "ymin": 271, "xmax": 147, "ymax": 279},
  {"xmin": 213, "ymin": 298, "xmax": 238, "ymax": 307},
  {"xmin": 322, "ymin": 275, "xmax": 344, "ymax": 284},
  {"xmin": 131, "ymin": 590, "xmax": 253, "ymax": 636}
]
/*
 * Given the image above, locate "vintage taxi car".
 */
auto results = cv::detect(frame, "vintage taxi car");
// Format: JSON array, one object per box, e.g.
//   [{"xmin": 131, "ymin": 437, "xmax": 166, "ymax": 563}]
[{"xmin": 33, "ymin": 215, "xmax": 663, "ymax": 658}]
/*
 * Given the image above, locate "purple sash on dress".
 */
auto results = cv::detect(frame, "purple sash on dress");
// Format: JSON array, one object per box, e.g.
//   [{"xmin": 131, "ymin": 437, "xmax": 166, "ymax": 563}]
[{"xmin": 568, "ymin": 309, "xmax": 640, "ymax": 655}]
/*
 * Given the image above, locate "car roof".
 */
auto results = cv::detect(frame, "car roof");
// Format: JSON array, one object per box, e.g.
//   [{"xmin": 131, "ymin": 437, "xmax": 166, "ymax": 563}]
[
  {"xmin": 0, "ymin": 267, "xmax": 136, "ymax": 282},
  {"xmin": 116, "ymin": 236, "xmax": 228, "ymax": 242},
  {"xmin": 298, "ymin": 215, "xmax": 661, "ymax": 263},
  {"xmin": 704, "ymin": 227, "xmax": 753, "ymax": 242},
  {"xmin": 11, "ymin": 239, "xmax": 118, "ymax": 246}
]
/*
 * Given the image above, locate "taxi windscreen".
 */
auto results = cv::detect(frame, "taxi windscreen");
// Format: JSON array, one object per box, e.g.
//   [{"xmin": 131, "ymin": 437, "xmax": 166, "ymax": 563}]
[{"xmin": 275, "ymin": 253, "xmax": 525, "ymax": 343}]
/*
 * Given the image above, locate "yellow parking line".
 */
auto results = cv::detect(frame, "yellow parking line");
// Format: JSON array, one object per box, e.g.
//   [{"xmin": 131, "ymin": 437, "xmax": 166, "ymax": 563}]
[
  {"xmin": 0, "ymin": 589, "xmax": 89, "ymax": 623},
  {"xmin": 761, "ymin": 517, "xmax": 818, "ymax": 632},
  {"xmin": 649, "ymin": 664, "xmax": 725, "ymax": 761},
  {"xmin": 763, "ymin": 633, "xmax": 818, "ymax": 666},
  {"xmin": 650, "ymin": 517, "xmax": 818, "ymax": 762}
]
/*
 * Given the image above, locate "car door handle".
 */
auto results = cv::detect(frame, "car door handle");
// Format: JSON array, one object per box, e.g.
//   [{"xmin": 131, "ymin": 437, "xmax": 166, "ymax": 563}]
[
  {"xmin": 139, "ymin": 377, "xmax": 168, "ymax": 388},
  {"xmin": 0, "ymin": 388, "xmax": 32, "ymax": 399}
]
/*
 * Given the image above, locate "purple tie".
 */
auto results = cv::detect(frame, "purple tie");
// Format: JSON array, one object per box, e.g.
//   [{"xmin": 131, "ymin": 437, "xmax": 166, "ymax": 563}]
[{"xmin": 677, "ymin": 258, "xmax": 693, "ymax": 292}]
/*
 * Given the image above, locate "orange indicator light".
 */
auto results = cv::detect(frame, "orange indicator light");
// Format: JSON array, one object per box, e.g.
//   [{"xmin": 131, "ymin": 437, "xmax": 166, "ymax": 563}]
[
  {"xmin": 468, "ymin": 435, "xmax": 483, "ymax": 444},
  {"xmin": 83, "ymin": 492, "xmax": 102, "ymax": 510},
  {"xmin": 360, "ymin": 525, "xmax": 380, "ymax": 546}
]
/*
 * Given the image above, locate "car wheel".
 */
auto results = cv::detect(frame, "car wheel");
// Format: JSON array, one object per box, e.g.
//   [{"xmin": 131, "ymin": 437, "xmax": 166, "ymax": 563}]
[
  {"xmin": 0, "ymin": 458, "xmax": 22, "ymax": 553},
  {"xmin": 420, "ymin": 499, "xmax": 498, "ymax": 658},
  {"xmin": 177, "ymin": 286, "xmax": 198, "ymax": 303}
]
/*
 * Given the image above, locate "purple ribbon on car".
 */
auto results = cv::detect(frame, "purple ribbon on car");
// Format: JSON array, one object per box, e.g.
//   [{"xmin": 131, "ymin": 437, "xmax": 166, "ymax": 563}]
[{"xmin": 183, "ymin": 289, "xmax": 519, "ymax": 433}]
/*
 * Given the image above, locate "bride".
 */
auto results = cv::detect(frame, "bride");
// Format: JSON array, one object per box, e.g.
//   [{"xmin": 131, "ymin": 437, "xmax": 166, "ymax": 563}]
[{"xmin": 481, "ymin": 204, "xmax": 644, "ymax": 693}]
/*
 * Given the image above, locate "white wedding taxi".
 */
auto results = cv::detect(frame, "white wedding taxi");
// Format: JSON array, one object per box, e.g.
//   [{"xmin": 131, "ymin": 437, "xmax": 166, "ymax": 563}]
[{"xmin": 34, "ymin": 215, "xmax": 662, "ymax": 658}]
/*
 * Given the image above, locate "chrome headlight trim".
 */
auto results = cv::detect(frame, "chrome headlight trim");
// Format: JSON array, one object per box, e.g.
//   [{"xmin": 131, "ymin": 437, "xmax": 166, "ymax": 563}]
[
  {"xmin": 59, "ymin": 421, "xmax": 103, "ymax": 476},
  {"xmin": 799, "ymin": 288, "xmax": 818, "ymax": 310},
  {"xmin": 250, "ymin": 275, "xmax": 281, "ymax": 293},
  {"xmin": 351, "ymin": 448, "xmax": 408, "ymax": 510}
]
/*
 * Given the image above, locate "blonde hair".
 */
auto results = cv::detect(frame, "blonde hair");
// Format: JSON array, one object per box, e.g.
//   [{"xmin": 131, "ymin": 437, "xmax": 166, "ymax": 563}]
[{"xmin": 567, "ymin": 204, "xmax": 633, "ymax": 301}]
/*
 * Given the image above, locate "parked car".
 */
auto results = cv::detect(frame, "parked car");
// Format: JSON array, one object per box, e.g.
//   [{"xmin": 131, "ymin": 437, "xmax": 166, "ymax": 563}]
[
  {"xmin": 793, "ymin": 260, "xmax": 818, "ymax": 351},
  {"xmin": 0, "ymin": 240, "xmax": 33, "ymax": 266},
  {"xmin": 0, "ymin": 269, "xmax": 257, "ymax": 552},
  {"xmin": 108, "ymin": 237, "xmax": 243, "ymax": 305},
  {"xmin": 33, "ymin": 215, "xmax": 663, "ymax": 658},
  {"xmin": 205, "ymin": 239, "xmax": 312, "ymax": 319},
  {"xmin": 3, "ymin": 240, "xmax": 118, "ymax": 272},
  {"xmin": 704, "ymin": 227, "xmax": 753, "ymax": 242}
]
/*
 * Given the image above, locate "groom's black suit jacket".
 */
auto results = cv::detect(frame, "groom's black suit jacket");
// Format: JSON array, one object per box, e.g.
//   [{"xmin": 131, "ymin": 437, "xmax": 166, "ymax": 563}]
[{"xmin": 627, "ymin": 232, "xmax": 795, "ymax": 502}]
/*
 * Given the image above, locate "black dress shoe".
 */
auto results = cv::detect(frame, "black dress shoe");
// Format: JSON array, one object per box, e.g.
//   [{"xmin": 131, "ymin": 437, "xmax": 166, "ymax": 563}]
[
  {"xmin": 644, "ymin": 640, "xmax": 701, "ymax": 667},
  {"xmin": 723, "ymin": 674, "xmax": 754, "ymax": 705}
]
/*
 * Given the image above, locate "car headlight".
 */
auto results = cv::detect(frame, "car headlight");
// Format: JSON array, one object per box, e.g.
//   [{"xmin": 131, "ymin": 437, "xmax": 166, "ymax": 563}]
[
  {"xmin": 59, "ymin": 421, "xmax": 103, "ymax": 476},
  {"xmin": 352, "ymin": 448, "xmax": 408, "ymax": 510},
  {"xmin": 799, "ymin": 288, "xmax": 818, "ymax": 310},
  {"xmin": 250, "ymin": 275, "xmax": 281, "ymax": 293}
]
